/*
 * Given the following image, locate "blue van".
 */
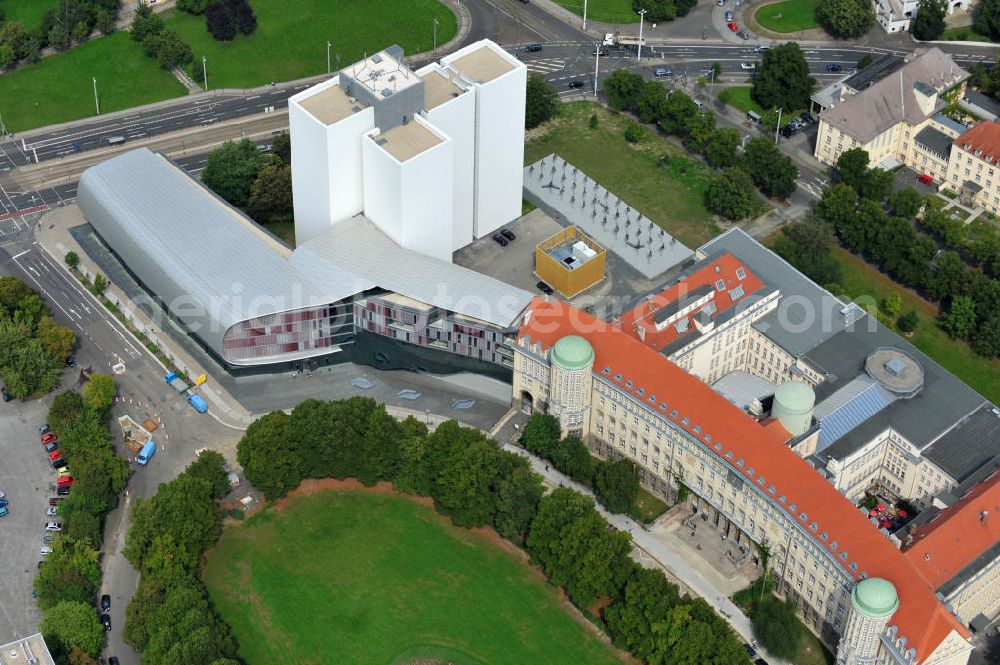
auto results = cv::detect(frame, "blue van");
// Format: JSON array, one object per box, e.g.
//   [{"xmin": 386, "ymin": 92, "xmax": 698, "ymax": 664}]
[{"xmin": 137, "ymin": 440, "xmax": 156, "ymax": 466}]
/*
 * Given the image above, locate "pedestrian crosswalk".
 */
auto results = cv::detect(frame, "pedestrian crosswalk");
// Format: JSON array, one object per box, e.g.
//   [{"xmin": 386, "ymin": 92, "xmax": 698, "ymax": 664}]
[{"xmin": 525, "ymin": 58, "xmax": 566, "ymax": 75}]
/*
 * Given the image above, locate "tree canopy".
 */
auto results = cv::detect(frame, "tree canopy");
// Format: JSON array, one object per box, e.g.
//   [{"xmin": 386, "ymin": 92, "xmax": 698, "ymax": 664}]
[
  {"xmin": 525, "ymin": 74, "xmax": 558, "ymax": 129},
  {"xmin": 705, "ymin": 167, "xmax": 762, "ymax": 221},
  {"xmin": 818, "ymin": 0, "xmax": 875, "ymax": 37},
  {"xmin": 751, "ymin": 42, "xmax": 814, "ymax": 112},
  {"xmin": 202, "ymin": 138, "xmax": 273, "ymax": 209},
  {"xmin": 912, "ymin": 0, "xmax": 947, "ymax": 40}
]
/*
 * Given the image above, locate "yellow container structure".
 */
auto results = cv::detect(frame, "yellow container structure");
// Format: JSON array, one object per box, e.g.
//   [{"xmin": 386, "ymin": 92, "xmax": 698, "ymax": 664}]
[{"xmin": 534, "ymin": 227, "xmax": 606, "ymax": 298}]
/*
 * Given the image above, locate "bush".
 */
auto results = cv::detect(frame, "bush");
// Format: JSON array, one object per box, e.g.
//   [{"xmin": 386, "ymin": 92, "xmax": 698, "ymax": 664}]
[
  {"xmin": 525, "ymin": 74, "xmax": 557, "ymax": 129},
  {"xmin": 64, "ymin": 251, "xmax": 79, "ymax": 269},
  {"xmin": 751, "ymin": 596, "xmax": 802, "ymax": 660},
  {"xmin": 205, "ymin": 2, "xmax": 237, "ymax": 41},
  {"xmin": 897, "ymin": 309, "xmax": 919, "ymax": 333},
  {"xmin": 623, "ymin": 120, "xmax": 645, "ymax": 143}
]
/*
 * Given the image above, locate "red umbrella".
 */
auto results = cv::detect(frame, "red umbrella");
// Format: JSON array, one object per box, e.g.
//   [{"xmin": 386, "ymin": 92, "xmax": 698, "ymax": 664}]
[
  {"xmin": 878, "ymin": 504, "xmax": 885, "ymax": 511},
  {"xmin": 898, "ymin": 509, "xmax": 907, "ymax": 517},
  {"xmin": 868, "ymin": 509, "xmax": 877, "ymax": 517}
]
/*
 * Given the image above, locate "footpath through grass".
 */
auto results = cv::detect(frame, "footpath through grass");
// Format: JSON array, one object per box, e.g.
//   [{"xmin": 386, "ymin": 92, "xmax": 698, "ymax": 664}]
[
  {"xmin": 167, "ymin": 0, "xmax": 456, "ymax": 89},
  {"xmin": 828, "ymin": 246, "xmax": 1000, "ymax": 404},
  {"xmin": 526, "ymin": 102, "xmax": 719, "ymax": 248},
  {"xmin": 0, "ymin": 0, "xmax": 59, "ymax": 29},
  {"xmin": 754, "ymin": 0, "xmax": 821, "ymax": 32},
  {"xmin": 203, "ymin": 490, "xmax": 625, "ymax": 665},
  {"xmin": 0, "ymin": 32, "xmax": 186, "ymax": 132},
  {"xmin": 551, "ymin": 0, "xmax": 640, "ymax": 23}
]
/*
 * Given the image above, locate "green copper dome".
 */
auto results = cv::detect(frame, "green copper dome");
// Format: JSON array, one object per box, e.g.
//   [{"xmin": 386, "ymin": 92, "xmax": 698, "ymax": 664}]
[
  {"xmin": 851, "ymin": 578, "xmax": 899, "ymax": 619},
  {"xmin": 551, "ymin": 335, "xmax": 595, "ymax": 371}
]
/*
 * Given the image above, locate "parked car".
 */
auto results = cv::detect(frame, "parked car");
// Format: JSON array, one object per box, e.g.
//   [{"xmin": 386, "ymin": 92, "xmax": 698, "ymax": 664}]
[
  {"xmin": 109, "ymin": 657, "xmax": 120, "ymax": 665},
  {"xmin": 57, "ymin": 476, "xmax": 74, "ymax": 487},
  {"xmin": 48, "ymin": 498, "xmax": 64, "ymax": 506},
  {"xmin": 737, "ymin": 30, "xmax": 750, "ymax": 40},
  {"xmin": 0, "ymin": 506, "xmax": 7, "ymax": 518},
  {"xmin": 725, "ymin": 10, "xmax": 734, "ymax": 21},
  {"xmin": 743, "ymin": 643, "xmax": 757, "ymax": 657},
  {"xmin": 48, "ymin": 450, "xmax": 62, "ymax": 461},
  {"xmin": 0, "ymin": 498, "xmax": 7, "ymax": 509},
  {"xmin": 101, "ymin": 594, "xmax": 111, "ymax": 612},
  {"xmin": 727, "ymin": 21, "xmax": 739, "ymax": 32},
  {"xmin": 65, "ymin": 356, "xmax": 77, "ymax": 367},
  {"xmin": 491, "ymin": 233, "xmax": 508, "ymax": 246},
  {"xmin": 500, "ymin": 229, "xmax": 516, "ymax": 241},
  {"xmin": 1, "ymin": 386, "xmax": 12, "ymax": 402},
  {"xmin": 45, "ymin": 521, "xmax": 62, "ymax": 531},
  {"xmin": 101, "ymin": 613, "xmax": 111, "ymax": 631},
  {"xmin": 799, "ymin": 112, "xmax": 815, "ymax": 125},
  {"xmin": 780, "ymin": 125, "xmax": 798, "ymax": 138},
  {"xmin": 46, "ymin": 507, "xmax": 58, "ymax": 517},
  {"xmin": 826, "ymin": 63, "xmax": 842, "ymax": 72},
  {"xmin": 42, "ymin": 534, "xmax": 53, "ymax": 542},
  {"xmin": 740, "ymin": 62, "xmax": 755, "ymax": 70},
  {"xmin": 536, "ymin": 281, "xmax": 554, "ymax": 295},
  {"xmin": 654, "ymin": 67, "xmax": 672, "ymax": 78},
  {"xmin": 53, "ymin": 459, "xmax": 68, "ymax": 471},
  {"xmin": 40, "ymin": 546, "xmax": 53, "ymax": 555},
  {"xmin": 44, "ymin": 442, "xmax": 58, "ymax": 453},
  {"xmin": 39, "ymin": 424, "xmax": 50, "ymax": 435},
  {"xmin": 57, "ymin": 468, "xmax": 72, "ymax": 478},
  {"xmin": 918, "ymin": 173, "xmax": 934, "ymax": 185},
  {"xmin": 568, "ymin": 80, "xmax": 584, "ymax": 89},
  {"xmin": 41, "ymin": 432, "xmax": 57, "ymax": 445},
  {"xmin": 56, "ymin": 486, "xmax": 71, "ymax": 496}
]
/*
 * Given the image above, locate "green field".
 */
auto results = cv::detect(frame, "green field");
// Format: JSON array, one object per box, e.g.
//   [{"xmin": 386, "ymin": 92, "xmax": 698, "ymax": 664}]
[
  {"xmin": 828, "ymin": 246, "xmax": 1000, "ymax": 404},
  {"xmin": 630, "ymin": 486, "xmax": 670, "ymax": 523},
  {"xmin": 0, "ymin": 32, "xmax": 186, "ymax": 132},
  {"xmin": 526, "ymin": 102, "xmax": 719, "ymax": 248},
  {"xmin": 718, "ymin": 86, "xmax": 765, "ymax": 115},
  {"xmin": 0, "ymin": 0, "xmax": 59, "ymax": 29},
  {"xmin": 166, "ymin": 0, "xmax": 457, "ymax": 89},
  {"xmin": 551, "ymin": 0, "xmax": 640, "ymax": 23},
  {"xmin": 754, "ymin": 0, "xmax": 820, "ymax": 32},
  {"xmin": 203, "ymin": 490, "xmax": 625, "ymax": 665}
]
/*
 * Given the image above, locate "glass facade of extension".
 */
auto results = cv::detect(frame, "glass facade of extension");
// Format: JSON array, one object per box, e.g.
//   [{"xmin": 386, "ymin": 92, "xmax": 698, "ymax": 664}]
[{"xmin": 221, "ymin": 301, "xmax": 355, "ymax": 363}]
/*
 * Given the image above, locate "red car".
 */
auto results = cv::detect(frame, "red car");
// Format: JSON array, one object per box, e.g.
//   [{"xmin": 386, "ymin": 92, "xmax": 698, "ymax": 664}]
[
  {"xmin": 917, "ymin": 173, "xmax": 934, "ymax": 185},
  {"xmin": 57, "ymin": 476, "xmax": 74, "ymax": 487},
  {"xmin": 48, "ymin": 450, "xmax": 62, "ymax": 461},
  {"xmin": 727, "ymin": 22, "xmax": 739, "ymax": 32},
  {"xmin": 41, "ymin": 432, "xmax": 57, "ymax": 445}
]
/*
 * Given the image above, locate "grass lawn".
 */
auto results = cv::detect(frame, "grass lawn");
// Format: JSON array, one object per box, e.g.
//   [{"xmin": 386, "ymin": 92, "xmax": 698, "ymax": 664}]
[
  {"xmin": 526, "ymin": 102, "xmax": 719, "ymax": 248},
  {"xmin": 828, "ymin": 247, "xmax": 1000, "ymax": 404},
  {"xmin": 0, "ymin": 0, "xmax": 59, "ymax": 29},
  {"xmin": 754, "ymin": 0, "xmax": 821, "ymax": 32},
  {"xmin": 166, "ymin": 0, "xmax": 456, "ymax": 90},
  {"xmin": 551, "ymin": 0, "xmax": 640, "ymax": 23},
  {"xmin": 0, "ymin": 32, "xmax": 186, "ymax": 132},
  {"xmin": 718, "ymin": 86, "xmax": 765, "ymax": 115},
  {"xmin": 203, "ymin": 490, "xmax": 625, "ymax": 665},
  {"xmin": 941, "ymin": 26, "xmax": 996, "ymax": 42},
  {"xmin": 629, "ymin": 487, "xmax": 670, "ymax": 523}
]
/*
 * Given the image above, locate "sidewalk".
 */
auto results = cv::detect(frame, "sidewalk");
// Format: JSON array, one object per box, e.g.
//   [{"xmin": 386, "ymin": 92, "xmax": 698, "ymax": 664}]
[
  {"xmin": 500, "ymin": 440, "xmax": 795, "ymax": 665},
  {"xmin": 34, "ymin": 206, "xmax": 255, "ymax": 431}
]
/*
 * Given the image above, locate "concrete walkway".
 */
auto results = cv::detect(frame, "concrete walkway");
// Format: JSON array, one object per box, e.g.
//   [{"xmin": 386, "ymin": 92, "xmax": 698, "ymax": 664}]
[{"xmin": 500, "ymin": 440, "xmax": 794, "ymax": 665}]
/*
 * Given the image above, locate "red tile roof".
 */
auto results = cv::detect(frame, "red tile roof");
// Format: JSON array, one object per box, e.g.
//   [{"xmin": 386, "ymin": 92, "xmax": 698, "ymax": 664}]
[
  {"xmin": 903, "ymin": 468, "xmax": 1000, "ymax": 591},
  {"xmin": 519, "ymin": 298, "xmax": 968, "ymax": 661},
  {"xmin": 954, "ymin": 120, "xmax": 1000, "ymax": 165},
  {"xmin": 618, "ymin": 253, "xmax": 765, "ymax": 353}
]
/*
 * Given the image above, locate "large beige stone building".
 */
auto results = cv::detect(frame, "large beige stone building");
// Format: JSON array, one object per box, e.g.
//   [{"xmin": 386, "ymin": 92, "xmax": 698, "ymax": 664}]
[
  {"xmin": 512, "ymin": 297, "xmax": 973, "ymax": 664},
  {"xmin": 815, "ymin": 48, "xmax": 968, "ymax": 172},
  {"xmin": 946, "ymin": 120, "xmax": 1000, "ymax": 214}
]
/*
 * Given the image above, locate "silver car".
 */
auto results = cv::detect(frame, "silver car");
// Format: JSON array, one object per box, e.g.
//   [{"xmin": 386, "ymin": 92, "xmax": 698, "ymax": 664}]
[
  {"xmin": 44, "ymin": 521, "xmax": 61, "ymax": 531},
  {"xmin": 725, "ymin": 10, "xmax": 734, "ymax": 21}
]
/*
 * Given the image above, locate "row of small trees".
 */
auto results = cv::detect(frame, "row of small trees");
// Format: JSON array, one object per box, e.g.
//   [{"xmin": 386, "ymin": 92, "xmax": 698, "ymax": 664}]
[
  {"xmin": 130, "ymin": 5, "xmax": 193, "ymax": 71},
  {"xmin": 36, "ymin": 381, "xmax": 129, "ymax": 663},
  {"xmin": 0, "ymin": 0, "xmax": 119, "ymax": 69},
  {"xmin": 122, "ymin": 451, "xmax": 238, "ymax": 665},
  {"xmin": 236, "ymin": 397, "xmax": 752, "ymax": 665},
  {"xmin": 602, "ymin": 68, "xmax": 796, "ymax": 220},
  {"xmin": 0, "ymin": 276, "xmax": 77, "ymax": 399}
]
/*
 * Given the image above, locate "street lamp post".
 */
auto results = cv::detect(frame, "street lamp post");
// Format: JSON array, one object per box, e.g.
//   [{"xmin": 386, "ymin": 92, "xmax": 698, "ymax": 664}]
[
  {"xmin": 92, "ymin": 77, "xmax": 99, "ymax": 115},
  {"xmin": 327, "ymin": 40, "xmax": 331, "ymax": 74},
  {"xmin": 583, "ymin": 0, "xmax": 588, "ymax": 30},
  {"xmin": 637, "ymin": 9, "xmax": 647, "ymax": 62},
  {"xmin": 433, "ymin": 18, "xmax": 439, "ymax": 51},
  {"xmin": 593, "ymin": 41, "xmax": 600, "ymax": 96},
  {"xmin": 774, "ymin": 107, "xmax": 783, "ymax": 144},
  {"xmin": 708, "ymin": 68, "xmax": 715, "ymax": 101},
  {"xmin": 202, "ymin": 56, "xmax": 208, "ymax": 92}
]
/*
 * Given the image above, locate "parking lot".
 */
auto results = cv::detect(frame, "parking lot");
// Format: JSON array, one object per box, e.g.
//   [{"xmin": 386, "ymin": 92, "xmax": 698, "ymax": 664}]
[{"xmin": 0, "ymin": 392, "xmax": 60, "ymax": 643}]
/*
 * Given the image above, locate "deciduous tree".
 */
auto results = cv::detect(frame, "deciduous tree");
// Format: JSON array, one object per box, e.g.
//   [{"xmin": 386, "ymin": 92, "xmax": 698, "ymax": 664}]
[
  {"xmin": 593, "ymin": 458, "xmax": 639, "ymax": 514},
  {"xmin": 201, "ymin": 138, "xmax": 271, "ymax": 209},
  {"xmin": 41, "ymin": 601, "xmax": 105, "ymax": 657},
  {"xmin": 913, "ymin": 0, "xmax": 947, "ymax": 40},
  {"xmin": 752, "ymin": 42, "xmax": 814, "ymax": 112},
  {"xmin": 525, "ymin": 74, "xmax": 558, "ymax": 128},
  {"xmin": 602, "ymin": 69, "xmax": 645, "ymax": 111},
  {"xmin": 818, "ymin": 0, "xmax": 875, "ymax": 37},
  {"xmin": 705, "ymin": 167, "xmax": 760, "ymax": 220},
  {"xmin": 81, "ymin": 374, "xmax": 116, "ymax": 417}
]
